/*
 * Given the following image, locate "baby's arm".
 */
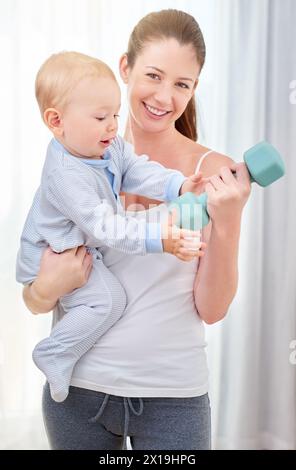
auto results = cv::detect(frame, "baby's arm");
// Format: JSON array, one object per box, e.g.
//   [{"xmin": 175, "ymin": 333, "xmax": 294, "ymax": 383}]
[
  {"xmin": 47, "ymin": 167, "xmax": 148, "ymax": 254},
  {"xmin": 47, "ymin": 168, "xmax": 203, "ymax": 260},
  {"xmin": 119, "ymin": 138, "xmax": 185, "ymax": 202},
  {"xmin": 118, "ymin": 137, "xmax": 207, "ymax": 202}
]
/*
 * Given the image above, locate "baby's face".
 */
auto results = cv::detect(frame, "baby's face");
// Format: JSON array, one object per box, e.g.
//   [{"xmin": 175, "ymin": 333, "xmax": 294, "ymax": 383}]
[{"xmin": 60, "ymin": 76, "xmax": 121, "ymax": 159}]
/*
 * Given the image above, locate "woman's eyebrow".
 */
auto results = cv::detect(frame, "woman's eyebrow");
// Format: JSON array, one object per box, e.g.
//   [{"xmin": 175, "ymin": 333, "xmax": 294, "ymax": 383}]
[{"xmin": 145, "ymin": 66, "xmax": 194, "ymax": 82}]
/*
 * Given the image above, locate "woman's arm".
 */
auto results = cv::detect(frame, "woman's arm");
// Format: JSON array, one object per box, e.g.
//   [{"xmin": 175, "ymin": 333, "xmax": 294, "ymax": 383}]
[
  {"xmin": 194, "ymin": 217, "xmax": 241, "ymax": 324},
  {"xmin": 23, "ymin": 246, "xmax": 92, "ymax": 314},
  {"xmin": 23, "ymin": 283, "xmax": 57, "ymax": 315},
  {"xmin": 194, "ymin": 160, "xmax": 251, "ymax": 324}
]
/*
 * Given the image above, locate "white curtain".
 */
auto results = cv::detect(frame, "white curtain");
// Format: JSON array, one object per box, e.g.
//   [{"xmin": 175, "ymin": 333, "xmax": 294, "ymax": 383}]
[
  {"xmin": 0, "ymin": 0, "xmax": 107, "ymax": 450},
  {"xmin": 1, "ymin": 0, "xmax": 295, "ymax": 450},
  {"xmin": 205, "ymin": 0, "xmax": 296, "ymax": 450}
]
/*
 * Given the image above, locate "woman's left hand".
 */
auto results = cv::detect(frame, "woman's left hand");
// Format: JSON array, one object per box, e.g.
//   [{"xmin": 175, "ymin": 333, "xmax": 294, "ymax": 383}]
[{"xmin": 205, "ymin": 163, "xmax": 251, "ymax": 229}]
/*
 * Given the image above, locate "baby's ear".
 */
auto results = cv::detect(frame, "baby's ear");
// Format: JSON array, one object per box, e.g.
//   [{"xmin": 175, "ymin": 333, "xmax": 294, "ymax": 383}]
[
  {"xmin": 119, "ymin": 54, "xmax": 129, "ymax": 84},
  {"xmin": 43, "ymin": 108, "xmax": 63, "ymax": 136}
]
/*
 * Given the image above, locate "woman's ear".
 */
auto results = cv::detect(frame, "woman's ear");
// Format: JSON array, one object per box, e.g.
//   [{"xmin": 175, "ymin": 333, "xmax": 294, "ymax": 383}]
[
  {"xmin": 119, "ymin": 54, "xmax": 130, "ymax": 83},
  {"xmin": 43, "ymin": 108, "xmax": 63, "ymax": 136}
]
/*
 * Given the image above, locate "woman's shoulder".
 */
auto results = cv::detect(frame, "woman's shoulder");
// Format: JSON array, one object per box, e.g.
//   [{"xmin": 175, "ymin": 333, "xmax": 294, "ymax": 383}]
[
  {"xmin": 199, "ymin": 150, "xmax": 234, "ymax": 177},
  {"xmin": 188, "ymin": 140, "xmax": 234, "ymax": 177},
  {"xmin": 178, "ymin": 134, "xmax": 233, "ymax": 176}
]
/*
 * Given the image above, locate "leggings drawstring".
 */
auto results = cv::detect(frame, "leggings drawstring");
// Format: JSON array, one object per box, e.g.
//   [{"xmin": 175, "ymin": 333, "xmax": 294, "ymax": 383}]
[
  {"xmin": 89, "ymin": 394, "xmax": 144, "ymax": 450},
  {"xmin": 88, "ymin": 394, "xmax": 110, "ymax": 423},
  {"xmin": 122, "ymin": 397, "xmax": 144, "ymax": 450}
]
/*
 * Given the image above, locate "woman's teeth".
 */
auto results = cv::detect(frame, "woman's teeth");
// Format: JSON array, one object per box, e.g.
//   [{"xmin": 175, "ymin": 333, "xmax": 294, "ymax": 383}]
[{"xmin": 144, "ymin": 103, "xmax": 168, "ymax": 116}]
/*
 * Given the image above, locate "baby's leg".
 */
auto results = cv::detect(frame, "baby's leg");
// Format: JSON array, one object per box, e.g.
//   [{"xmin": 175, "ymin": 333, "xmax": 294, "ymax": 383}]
[{"xmin": 32, "ymin": 254, "xmax": 126, "ymax": 402}]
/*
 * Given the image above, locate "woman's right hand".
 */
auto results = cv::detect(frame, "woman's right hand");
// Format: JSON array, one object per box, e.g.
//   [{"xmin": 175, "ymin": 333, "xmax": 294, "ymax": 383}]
[
  {"xmin": 24, "ymin": 246, "xmax": 92, "ymax": 313},
  {"xmin": 205, "ymin": 163, "xmax": 251, "ymax": 231}
]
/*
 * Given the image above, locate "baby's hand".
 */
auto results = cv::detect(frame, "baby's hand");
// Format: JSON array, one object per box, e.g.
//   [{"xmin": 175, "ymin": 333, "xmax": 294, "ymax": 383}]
[
  {"xmin": 161, "ymin": 210, "xmax": 206, "ymax": 262},
  {"xmin": 180, "ymin": 172, "xmax": 209, "ymax": 197}
]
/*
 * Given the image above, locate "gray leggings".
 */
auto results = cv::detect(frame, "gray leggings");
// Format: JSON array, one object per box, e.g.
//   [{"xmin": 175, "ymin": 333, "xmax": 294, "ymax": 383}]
[{"xmin": 42, "ymin": 382, "xmax": 211, "ymax": 450}]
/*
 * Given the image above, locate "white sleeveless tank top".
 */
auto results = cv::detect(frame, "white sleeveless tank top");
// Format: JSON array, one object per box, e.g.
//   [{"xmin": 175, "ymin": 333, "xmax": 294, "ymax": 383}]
[{"xmin": 71, "ymin": 150, "xmax": 214, "ymax": 397}]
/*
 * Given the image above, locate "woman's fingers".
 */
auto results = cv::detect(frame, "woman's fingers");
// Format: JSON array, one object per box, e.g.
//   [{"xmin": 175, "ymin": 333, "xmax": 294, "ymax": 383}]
[
  {"xmin": 84, "ymin": 261, "xmax": 93, "ymax": 281},
  {"xmin": 234, "ymin": 162, "xmax": 252, "ymax": 187},
  {"xmin": 208, "ymin": 174, "xmax": 225, "ymax": 191},
  {"xmin": 63, "ymin": 246, "xmax": 79, "ymax": 255},
  {"xmin": 75, "ymin": 245, "xmax": 88, "ymax": 261},
  {"xmin": 205, "ymin": 182, "xmax": 217, "ymax": 196},
  {"xmin": 219, "ymin": 166, "xmax": 238, "ymax": 184},
  {"xmin": 75, "ymin": 246, "xmax": 93, "ymax": 279}
]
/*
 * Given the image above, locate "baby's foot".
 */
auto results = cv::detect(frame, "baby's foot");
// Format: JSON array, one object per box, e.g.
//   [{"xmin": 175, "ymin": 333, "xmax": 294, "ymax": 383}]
[{"xmin": 32, "ymin": 338, "xmax": 77, "ymax": 402}]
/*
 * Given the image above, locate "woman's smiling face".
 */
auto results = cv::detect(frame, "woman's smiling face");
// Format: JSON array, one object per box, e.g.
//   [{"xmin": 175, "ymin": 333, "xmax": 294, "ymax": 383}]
[{"xmin": 120, "ymin": 38, "xmax": 201, "ymax": 134}]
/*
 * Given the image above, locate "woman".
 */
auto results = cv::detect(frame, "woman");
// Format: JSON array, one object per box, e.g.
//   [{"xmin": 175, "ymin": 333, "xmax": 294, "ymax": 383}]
[{"xmin": 23, "ymin": 9, "xmax": 251, "ymax": 450}]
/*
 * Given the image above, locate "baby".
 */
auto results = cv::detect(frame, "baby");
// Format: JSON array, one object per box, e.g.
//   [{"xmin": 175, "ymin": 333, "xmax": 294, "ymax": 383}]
[{"xmin": 16, "ymin": 51, "xmax": 205, "ymax": 402}]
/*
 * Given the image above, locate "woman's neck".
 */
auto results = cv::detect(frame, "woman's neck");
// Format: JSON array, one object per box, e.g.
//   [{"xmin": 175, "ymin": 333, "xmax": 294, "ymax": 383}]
[{"xmin": 124, "ymin": 115, "xmax": 180, "ymax": 158}]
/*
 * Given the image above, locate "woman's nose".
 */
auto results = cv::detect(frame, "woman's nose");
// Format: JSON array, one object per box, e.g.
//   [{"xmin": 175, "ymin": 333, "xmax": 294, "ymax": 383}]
[{"xmin": 154, "ymin": 83, "xmax": 173, "ymax": 107}]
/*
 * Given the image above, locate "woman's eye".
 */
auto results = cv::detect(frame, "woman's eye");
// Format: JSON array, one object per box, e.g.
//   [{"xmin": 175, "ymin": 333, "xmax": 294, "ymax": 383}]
[
  {"xmin": 96, "ymin": 117, "xmax": 106, "ymax": 121},
  {"xmin": 114, "ymin": 114, "xmax": 120, "ymax": 119},
  {"xmin": 147, "ymin": 73, "xmax": 160, "ymax": 80},
  {"xmin": 177, "ymin": 82, "xmax": 190, "ymax": 89}
]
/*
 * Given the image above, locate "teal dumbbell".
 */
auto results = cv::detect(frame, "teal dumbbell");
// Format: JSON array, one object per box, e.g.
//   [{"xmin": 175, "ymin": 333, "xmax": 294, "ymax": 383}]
[{"xmin": 170, "ymin": 141, "xmax": 285, "ymax": 230}]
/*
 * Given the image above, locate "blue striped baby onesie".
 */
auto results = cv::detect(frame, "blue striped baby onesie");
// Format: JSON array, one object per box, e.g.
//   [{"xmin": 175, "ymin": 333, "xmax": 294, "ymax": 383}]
[{"xmin": 16, "ymin": 136, "xmax": 185, "ymax": 402}]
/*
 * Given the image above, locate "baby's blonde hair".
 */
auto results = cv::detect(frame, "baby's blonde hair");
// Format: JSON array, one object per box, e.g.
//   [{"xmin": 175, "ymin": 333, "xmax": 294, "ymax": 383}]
[{"xmin": 35, "ymin": 51, "xmax": 116, "ymax": 118}]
